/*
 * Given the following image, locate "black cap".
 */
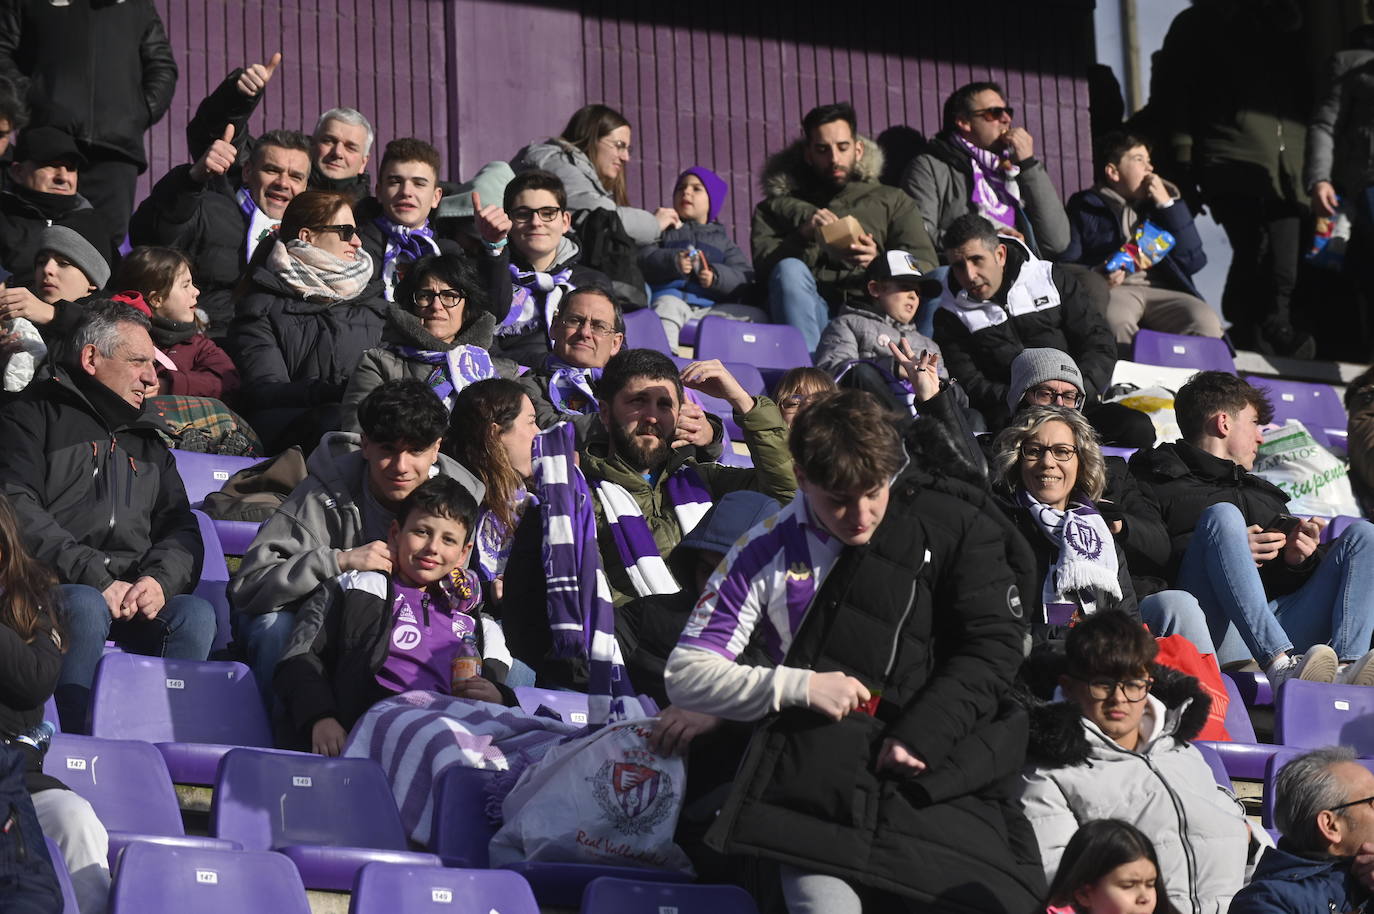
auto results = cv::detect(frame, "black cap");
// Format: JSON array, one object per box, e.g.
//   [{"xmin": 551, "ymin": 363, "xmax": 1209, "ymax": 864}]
[
  {"xmin": 865, "ymin": 249, "xmax": 942, "ymax": 299},
  {"xmin": 13, "ymin": 126, "xmax": 87, "ymax": 169}
]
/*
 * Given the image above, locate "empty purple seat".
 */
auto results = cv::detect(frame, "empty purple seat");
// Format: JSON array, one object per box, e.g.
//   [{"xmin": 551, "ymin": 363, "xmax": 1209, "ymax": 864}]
[
  {"xmin": 1197, "ymin": 674, "xmax": 1280, "ymax": 780},
  {"xmin": 430, "ymin": 767, "xmax": 499, "ymax": 867},
  {"xmin": 109, "ymin": 842, "xmax": 312, "ymax": 914},
  {"xmin": 1131, "ymin": 329, "xmax": 1236, "ymax": 373},
  {"xmin": 1275, "ymin": 679, "xmax": 1374, "ymax": 754},
  {"xmin": 622, "ymin": 308, "xmax": 675, "ymax": 355},
  {"xmin": 44, "ymin": 734, "xmax": 240, "ymax": 868},
  {"xmin": 696, "ymin": 318, "xmax": 811, "ymax": 388},
  {"xmin": 211, "ymin": 748, "xmax": 440, "ymax": 891},
  {"xmin": 513, "ymin": 687, "xmax": 589, "ymax": 726},
  {"xmin": 1225, "ymin": 670, "xmax": 1273, "ymax": 708},
  {"xmin": 1261, "ymin": 747, "xmax": 1374, "ymax": 828},
  {"xmin": 349, "ymin": 863, "xmax": 539, "ymax": 914},
  {"xmin": 582, "ymin": 877, "xmax": 761, "ymax": 914},
  {"xmin": 46, "ymin": 837, "xmax": 79, "ymax": 914},
  {"xmin": 1242, "ymin": 375, "xmax": 1349, "ymax": 453},
  {"xmin": 171, "ymin": 449, "xmax": 265, "ymax": 557},
  {"xmin": 89, "ymin": 654, "xmax": 273, "ymax": 785}
]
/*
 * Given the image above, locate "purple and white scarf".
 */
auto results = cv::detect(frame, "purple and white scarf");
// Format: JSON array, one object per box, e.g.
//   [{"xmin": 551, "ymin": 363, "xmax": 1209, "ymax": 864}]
[
  {"xmin": 1017, "ymin": 490, "xmax": 1119, "ymax": 624},
  {"xmin": 373, "ymin": 217, "xmax": 442, "ymax": 301},
  {"xmin": 497, "ymin": 264, "xmax": 573, "ymax": 340},
  {"xmin": 474, "ymin": 490, "xmax": 535, "ymax": 582},
  {"xmin": 534, "ymin": 423, "xmax": 652, "ymax": 724},
  {"xmin": 546, "ymin": 358, "xmax": 602, "ymax": 415},
  {"xmin": 236, "ymin": 187, "xmax": 280, "ymax": 260},
  {"xmin": 955, "ymin": 134, "xmax": 1022, "ymax": 232},
  {"xmin": 389, "ymin": 343, "xmax": 496, "ymax": 409},
  {"xmin": 593, "ymin": 464, "xmax": 714, "ymax": 597}
]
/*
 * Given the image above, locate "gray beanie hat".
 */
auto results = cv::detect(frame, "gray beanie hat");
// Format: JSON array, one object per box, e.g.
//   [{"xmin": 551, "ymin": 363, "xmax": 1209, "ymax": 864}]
[
  {"xmin": 37, "ymin": 225, "xmax": 109, "ymax": 290},
  {"xmin": 1007, "ymin": 347, "xmax": 1084, "ymax": 413}
]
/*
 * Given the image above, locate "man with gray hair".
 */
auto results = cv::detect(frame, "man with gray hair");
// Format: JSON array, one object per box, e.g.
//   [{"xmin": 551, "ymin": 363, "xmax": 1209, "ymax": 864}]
[
  {"xmin": 1230, "ymin": 746, "xmax": 1374, "ymax": 913},
  {"xmin": 0, "ymin": 299, "xmax": 215, "ymax": 731}
]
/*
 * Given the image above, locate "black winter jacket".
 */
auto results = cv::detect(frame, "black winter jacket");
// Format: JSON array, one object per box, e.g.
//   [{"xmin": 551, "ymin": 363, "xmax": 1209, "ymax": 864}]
[
  {"xmin": 1129, "ymin": 440, "xmax": 1314, "ymax": 595},
  {"xmin": 228, "ymin": 267, "xmax": 388, "ymax": 413},
  {"xmin": 707, "ymin": 460, "xmax": 1045, "ymax": 912},
  {"xmin": 933, "ymin": 241, "xmax": 1118, "ymax": 426},
  {"xmin": 0, "ymin": 0, "xmax": 177, "ymax": 170},
  {"xmin": 0, "ymin": 612, "xmax": 64, "ymax": 793},
  {"xmin": 0, "ymin": 370, "xmax": 203, "ymax": 599},
  {"xmin": 129, "ymin": 165, "xmax": 249, "ymax": 334},
  {"xmin": 0, "ymin": 186, "xmax": 114, "ymax": 288}
]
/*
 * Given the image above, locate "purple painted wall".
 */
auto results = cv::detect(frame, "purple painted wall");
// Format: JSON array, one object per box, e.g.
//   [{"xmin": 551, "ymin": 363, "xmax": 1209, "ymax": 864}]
[{"xmin": 145, "ymin": 0, "xmax": 1095, "ymax": 242}]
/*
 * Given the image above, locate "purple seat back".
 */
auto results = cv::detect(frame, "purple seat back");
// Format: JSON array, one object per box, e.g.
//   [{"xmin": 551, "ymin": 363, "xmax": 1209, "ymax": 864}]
[
  {"xmin": 1243, "ymin": 375, "xmax": 1349, "ymax": 453},
  {"xmin": 513, "ymin": 687, "xmax": 589, "ymax": 726},
  {"xmin": 170, "ymin": 450, "xmax": 259, "ymax": 507},
  {"xmin": 349, "ymin": 863, "xmax": 539, "ymax": 914},
  {"xmin": 1275, "ymin": 679, "xmax": 1374, "ymax": 754},
  {"xmin": 430, "ymin": 766, "xmax": 499, "ymax": 867},
  {"xmin": 191, "ymin": 509, "xmax": 232, "ymax": 652},
  {"xmin": 622, "ymin": 308, "xmax": 675, "ymax": 355},
  {"xmin": 211, "ymin": 748, "xmax": 409, "ymax": 852},
  {"xmin": 1324, "ymin": 515, "xmax": 1363, "ymax": 544},
  {"xmin": 46, "ymin": 837, "xmax": 79, "ymax": 914},
  {"xmin": 695, "ymin": 317, "xmax": 811, "ymax": 372},
  {"xmin": 1261, "ymin": 747, "xmax": 1374, "ymax": 828},
  {"xmin": 1221, "ymin": 674, "xmax": 1257, "ymax": 742},
  {"xmin": 1131, "ymin": 329, "xmax": 1235, "ymax": 373},
  {"xmin": 109, "ymin": 842, "xmax": 311, "ymax": 914},
  {"xmin": 44, "ymin": 734, "xmax": 185, "ymax": 836},
  {"xmin": 89, "ymin": 654, "xmax": 271, "ymax": 748},
  {"xmin": 44, "ymin": 695, "xmax": 60, "ymax": 733},
  {"xmin": 581, "ymin": 876, "xmax": 761, "ymax": 914},
  {"xmin": 1191, "ymin": 742, "xmax": 1230, "ymax": 789}
]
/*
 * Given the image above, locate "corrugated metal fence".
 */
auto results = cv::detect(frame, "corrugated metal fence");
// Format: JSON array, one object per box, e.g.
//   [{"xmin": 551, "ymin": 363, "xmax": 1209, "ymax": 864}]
[{"xmin": 144, "ymin": 0, "xmax": 1094, "ymax": 242}]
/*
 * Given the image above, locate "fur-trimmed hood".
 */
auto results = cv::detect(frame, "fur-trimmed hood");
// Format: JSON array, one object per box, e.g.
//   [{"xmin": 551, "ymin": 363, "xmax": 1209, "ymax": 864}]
[
  {"xmin": 1024, "ymin": 662, "xmax": 1213, "ymax": 768},
  {"xmin": 760, "ymin": 134, "xmax": 885, "ymax": 198}
]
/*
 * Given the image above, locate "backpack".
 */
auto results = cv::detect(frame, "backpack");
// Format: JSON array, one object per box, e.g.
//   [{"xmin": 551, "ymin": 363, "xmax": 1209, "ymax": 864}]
[
  {"xmin": 0, "ymin": 745, "xmax": 62, "ymax": 913},
  {"xmin": 571, "ymin": 209, "xmax": 648, "ymax": 309},
  {"xmin": 200, "ymin": 446, "xmax": 308, "ymax": 523}
]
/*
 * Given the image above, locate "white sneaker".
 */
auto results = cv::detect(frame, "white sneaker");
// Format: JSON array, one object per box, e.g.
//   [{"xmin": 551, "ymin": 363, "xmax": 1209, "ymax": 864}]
[
  {"xmin": 1267, "ymin": 645, "xmax": 1339, "ymax": 693},
  {"xmin": 1338, "ymin": 649, "xmax": 1374, "ymax": 687}
]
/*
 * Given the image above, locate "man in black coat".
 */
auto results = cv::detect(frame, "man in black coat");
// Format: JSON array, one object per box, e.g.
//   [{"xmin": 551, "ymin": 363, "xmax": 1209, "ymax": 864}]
[
  {"xmin": 1129, "ymin": 370, "xmax": 1374, "ymax": 691},
  {"xmin": 0, "ymin": 0, "xmax": 177, "ymax": 238}
]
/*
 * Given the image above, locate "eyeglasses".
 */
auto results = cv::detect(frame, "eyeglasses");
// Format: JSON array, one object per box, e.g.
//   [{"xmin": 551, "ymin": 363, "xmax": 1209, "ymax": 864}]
[
  {"xmin": 555, "ymin": 313, "xmax": 619, "ymax": 337},
  {"xmin": 600, "ymin": 137, "xmax": 632, "ymax": 155},
  {"xmin": 970, "ymin": 105, "xmax": 1015, "ymax": 122},
  {"xmin": 1027, "ymin": 387, "xmax": 1081, "ymax": 407},
  {"xmin": 781, "ymin": 393, "xmax": 821, "ymax": 410},
  {"xmin": 413, "ymin": 288, "xmax": 465, "ymax": 309},
  {"xmin": 309, "ymin": 224, "xmax": 358, "ymax": 241},
  {"xmin": 1071, "ymin": 676, "xmax": 1153, "ymax": 702},
  {"xmin": 1020, "ymin": 443, "xmax": 1079, "ymax": 462},
  {"xmin": 1330, "ymin": 794, "xmax": 1374, "ymax": 814},
  {"xmin": 509, "ymin": 206, "xmax": 564, "ymax": 224}
]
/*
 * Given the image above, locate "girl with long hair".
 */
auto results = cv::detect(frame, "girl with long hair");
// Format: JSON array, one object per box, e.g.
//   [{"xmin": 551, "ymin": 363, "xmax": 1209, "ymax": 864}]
[{"xmin": 1046, "ymin": 820, "xmax": 1179, "ymax": 914}]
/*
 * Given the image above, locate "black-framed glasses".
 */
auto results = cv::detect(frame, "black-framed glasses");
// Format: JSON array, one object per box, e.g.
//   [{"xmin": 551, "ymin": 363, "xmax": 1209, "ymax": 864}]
[
  {"xmin": 554, "ymin": 313, "xmax": 619, "ymax": 337},
  {"xmin": 413, "ymin": 288, "xmax": 465, "ymax": 310},
  {"xmin": 1027, "ymin": 386, "xmax": 1081, "ymax": 407},
  {"xmin": 509, "ymin": 206, "xmax": 563, "ymax": 224},
  {"xmin": 1329, "ymin": 794, "xmax": 1374, "ymax": 814},
  {"xmin": 1070, "ymin": 676, "xmax": 1153, "ymax": 702},
  {"xmin": 309, "ymin": 224, "xmax": 358, "ymax": 241},
  {"xmin": 1020, "ymin": 443, "xmax": 1079, "ymax": 462},
  {"xmin": 970, "ymin": 105, "xmax": 1015, "ymax": 122}
]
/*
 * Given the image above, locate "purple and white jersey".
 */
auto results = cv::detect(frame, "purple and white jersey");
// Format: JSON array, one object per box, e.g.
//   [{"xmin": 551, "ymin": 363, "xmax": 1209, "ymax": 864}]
[{"xmin": 677, "ymin": 497, "xmax": 842, "ymax": 664}]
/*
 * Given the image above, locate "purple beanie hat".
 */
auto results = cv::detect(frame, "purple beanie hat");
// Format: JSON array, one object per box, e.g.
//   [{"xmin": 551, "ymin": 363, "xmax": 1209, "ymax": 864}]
[{"xmin": 679, "ymin": 166, "xmax": 728, "ymax": 223}]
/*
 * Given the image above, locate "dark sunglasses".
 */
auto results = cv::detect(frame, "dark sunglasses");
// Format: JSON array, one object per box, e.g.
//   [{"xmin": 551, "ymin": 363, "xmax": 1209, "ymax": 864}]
[
  {"xmin": 310, "ymin": 224, "xmax": 359, "ymax": 241},
  {"xmin": 970, "ymin": 105, "xmax": 1015, "ymax": 122}
]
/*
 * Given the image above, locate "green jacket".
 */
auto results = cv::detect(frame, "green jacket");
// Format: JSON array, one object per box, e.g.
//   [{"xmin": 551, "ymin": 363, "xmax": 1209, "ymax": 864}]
[
  {"xmin": 751, "ymin": 136, "xmax": 937, "ymax": 310},
  {"xmin": 581, "ymin": 395, "xmax": 796, "ymax": 604}
]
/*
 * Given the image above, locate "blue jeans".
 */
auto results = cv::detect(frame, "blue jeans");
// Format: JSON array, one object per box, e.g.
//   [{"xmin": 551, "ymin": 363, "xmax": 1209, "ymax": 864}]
[
  {"xmin": 768, "ymin": 257, "xmax": 831, "ymax": 351},
  {"xmin": 1139, "ymin": 590, "xmax": 1217, "ymax": 655},
  {"xmin": 236, "ymin": 610, "xmax": 298, "ymax": 705},
  {"xmin": 1177, "ymin": 503, "xmax": 1374, "ymax": 664},
  {"xmin": 55, "ymin": 583, "xmax": 217, "ymax": 733}
]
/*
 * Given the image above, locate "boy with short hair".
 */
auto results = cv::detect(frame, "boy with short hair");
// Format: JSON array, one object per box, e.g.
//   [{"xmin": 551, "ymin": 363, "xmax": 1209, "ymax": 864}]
[
  {"xmin": 356, "ymin": 137, "xmax": 460, "ymax": 300},
  {"xmin": 275, "ymin": 475, "xmax": 517, "ymax": 755}
]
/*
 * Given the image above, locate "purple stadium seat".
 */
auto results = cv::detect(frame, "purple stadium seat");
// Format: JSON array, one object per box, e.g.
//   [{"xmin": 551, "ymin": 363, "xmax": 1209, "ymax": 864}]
[
  {"xmin": 171, "ymin": 450, "xmax": 265, "ymax": 557},
  {"xmin": 1101, "ymin": 446, "xmax": 1137, "ymax": 461},
  {"xmin": 1323, "ymin": 515, "xmax": 1363, "ymax": 544},
  {"xmin": 109, "ymin": 842, "xmax": 312, "ymax": 914},
  {"xmin": 582, "ymin": 877, "xmax": 761, "ymax": 914},
  {"xmin": 622, "ymin": 308, "xmax": 675, "ymax": 355},
  {"xmin": 1225, "ymin": 670, "xmax": 1273, "ymax": 708},
  {"xmin": 430, "ymin": 767, "xmax": 500, "ymax": 868},
  {"xmin": 191, "ymin": 509, "xmax": 232, "ymax": 652},
  {"xmin": 513, "ymin": 687, "xmax": 589, "ymax": 726},
  {"xmin": 211, "ymin": 748, "xmax": 440, "ymax": 891},
  {"xmin": 46, "ymin": 837, "xmax": 79, "ymax": 914},
  {"xmin": 669, "ymin": 356, "xmax": 766, "ymax": 442},
  {"xmin": 1191, "ymin": 741, "xmax": 1231, "ymax": 789},
  {"xmin": 695, "ymin": 317, "xmax": 811, "ymax": 388},
  {"xmin": 44, "ymin": 734, "xmax": 240, "ymax": 868},
  {"xmin": 1275, "ymin": 679, "xmax": 1374, "ymax": 754},
  {"xmin": 1197, "ymin": 674, "xmax": 1280, "ymax": 781},
  {"xmin": 718, "ymin": 446, "xmax": 755, "ymax": 468},
  {"xmin": 1243, "ymin": 375, "xmax": 1349, "ymax": 453},
  {"xmin": 349, "ymin": 863, "xmax": 539, "ymax": 914},
  {"xmin": 1260, "ymin": 747, "xmax": 1374, "ymax": 828},
  {"xmin": 44, "ymin": 694, "xmax": 60, "ymax": 732},
  {"xmin": 88, "ymin": 654, "xmax": 274, "ymax": 785},
  {"xmin": 1130, "ymin": 329, "xmax": 1236, "ymax": 373}
]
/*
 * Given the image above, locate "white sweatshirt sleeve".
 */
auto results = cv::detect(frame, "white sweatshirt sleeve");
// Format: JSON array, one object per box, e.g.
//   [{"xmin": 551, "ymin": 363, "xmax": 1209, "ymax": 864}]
[{"xmin": 664, "ymin": 644, "xmax": 811, "ymax": 721}]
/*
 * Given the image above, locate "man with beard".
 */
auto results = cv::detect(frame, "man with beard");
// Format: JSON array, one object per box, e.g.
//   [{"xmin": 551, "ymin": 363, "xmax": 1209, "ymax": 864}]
[{"xmin": 753, "ymin": 102, "xmax": 937, "ymax": 350}]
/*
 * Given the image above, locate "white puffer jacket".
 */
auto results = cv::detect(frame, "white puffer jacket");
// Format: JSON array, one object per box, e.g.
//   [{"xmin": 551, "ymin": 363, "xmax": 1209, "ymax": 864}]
[{"xmin": 1017, "ymin": 665, "xmax": 1262, "ymax": 914}]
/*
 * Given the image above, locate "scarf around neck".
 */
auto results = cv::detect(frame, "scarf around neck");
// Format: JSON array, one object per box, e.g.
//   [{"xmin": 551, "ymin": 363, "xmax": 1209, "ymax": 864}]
[
  {"xmin": 148, "ymin": 314, "xmax": 199, "ymax": 349},
  {"xmin": 956, "ymin": 134, "xmax": 1022, "ymax": 231},
  {"xmin": 266, "ymin": 238, "xmax": 374, "ymax": 303},
  {"xmin": 474, "ymin": 489, "xmax": 535, "ymax": 582},
  {"xmin": 373, "ymin": 216, "xmax": 441, "ymax": 301},
  {"xmin": 545, "ymin": 357, "xmax": 602, "ymax": 415},
  {"xmin": 592, "ymin": 462, "xmax": 714, "ymax": 598},
  {"xmin": 498, "ymin": 262, "xmax": 573, "ymax": 340},
  {"xmin": 389, "ymin": 343, "xmax": 496, "ymax": 409},
  {"xmin": 1017, "ymin": 489, "xmax": 1120, "ymax": 624}
]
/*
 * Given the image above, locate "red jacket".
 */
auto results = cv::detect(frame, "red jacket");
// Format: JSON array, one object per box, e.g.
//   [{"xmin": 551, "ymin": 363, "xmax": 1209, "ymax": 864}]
[{"xmin": 158, "ymin": 332, "xmax": 240, "ymax": 401}]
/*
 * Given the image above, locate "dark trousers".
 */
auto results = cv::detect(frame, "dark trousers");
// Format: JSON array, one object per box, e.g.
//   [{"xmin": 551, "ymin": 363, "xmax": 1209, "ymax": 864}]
[
  {"xmin": 78, "ymin": 157, "xmax": 140, "ymax": 244},
  {"xmin": 1207, "ymin": 192, "xmax": 1303, "ymax": 343}
]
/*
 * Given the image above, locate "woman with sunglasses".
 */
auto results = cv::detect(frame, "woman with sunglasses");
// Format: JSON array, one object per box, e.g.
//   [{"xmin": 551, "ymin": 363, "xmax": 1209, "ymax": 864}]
[
  {"xmin": 230, "ymin": 189, "xmax": 387, "ymax": 451},
  {"xmin": 1019, "ymin": 610, "xmax": 1262, "ymax": 914},
  {"xmin": 339, "ymin": 253, "xmax": 518, "ymax": 432}
]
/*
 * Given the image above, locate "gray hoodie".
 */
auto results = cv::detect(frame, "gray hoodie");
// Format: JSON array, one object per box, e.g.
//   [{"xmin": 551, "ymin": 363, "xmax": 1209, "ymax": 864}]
[
  {"xmin": 814, "ymin": 303, "xmax": 948, "ymax": 379},
  {"xmin": 228, "ymin": 432, "xmax": 485, "ymax": 618}
]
